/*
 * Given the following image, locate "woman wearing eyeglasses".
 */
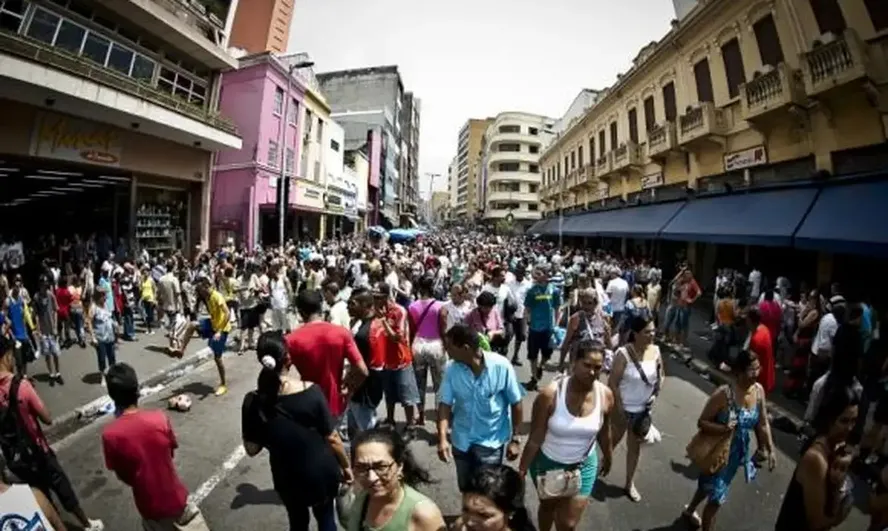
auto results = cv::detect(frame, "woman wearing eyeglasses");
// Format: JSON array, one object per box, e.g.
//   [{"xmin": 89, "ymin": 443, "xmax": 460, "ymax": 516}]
[{"xmin": 346, "ymin": 427, "xmax": 446, "ymax": 531}]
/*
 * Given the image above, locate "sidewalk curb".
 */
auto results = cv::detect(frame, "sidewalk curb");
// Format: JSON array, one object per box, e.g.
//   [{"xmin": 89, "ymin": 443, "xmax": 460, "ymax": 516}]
[
  {"xmin": 45, "ymin": 349, "xmax": 214, "ymax": 445},
  {"xmin": 658, "ymin": 342, "xmax": 805, "ymax": 435}
]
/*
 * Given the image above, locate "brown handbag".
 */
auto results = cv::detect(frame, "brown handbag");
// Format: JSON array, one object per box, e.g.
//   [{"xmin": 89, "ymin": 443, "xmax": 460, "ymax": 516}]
[{"xmin": 686, "ymin": 386, "xmax": 735, "ymax": 475}]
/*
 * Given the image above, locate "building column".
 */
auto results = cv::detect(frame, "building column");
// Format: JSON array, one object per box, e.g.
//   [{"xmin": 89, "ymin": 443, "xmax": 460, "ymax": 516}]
[{"xmin": 319, "ymin": 214, "xmax": 327, "ymax": 241}]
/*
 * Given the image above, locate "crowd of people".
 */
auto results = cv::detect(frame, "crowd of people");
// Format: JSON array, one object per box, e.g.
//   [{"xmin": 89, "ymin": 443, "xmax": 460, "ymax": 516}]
[{"xmin": 0, "ymin": 228, "xmax": 883, "ymax": 531}]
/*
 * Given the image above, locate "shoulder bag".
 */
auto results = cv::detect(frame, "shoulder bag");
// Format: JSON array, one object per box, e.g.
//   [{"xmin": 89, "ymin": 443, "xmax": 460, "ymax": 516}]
[
  {"xmin": 624, "ymin": 345, "xmax": 660, "ymax": 438},
  {"xmin": 535, "ymin": 378, "xmax": 598, "ymax": 500},
  {"xmin": 686, "ymin": 385, "xmax": 736, "ymax": 475}
]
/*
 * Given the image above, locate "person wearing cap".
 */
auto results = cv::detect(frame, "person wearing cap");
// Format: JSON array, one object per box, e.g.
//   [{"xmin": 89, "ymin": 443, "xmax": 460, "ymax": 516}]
[{"xmin": 171, "ymin": 277, "xmax": 230, "ymax": 396}]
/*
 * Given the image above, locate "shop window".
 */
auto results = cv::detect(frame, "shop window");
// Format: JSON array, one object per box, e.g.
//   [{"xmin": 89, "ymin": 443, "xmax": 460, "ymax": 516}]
[
  {"xmin": 0, "ymin": 0, "xmax": 27, "ymax": 32},
  {"xmin": 628, "ymin": 107, "xmax": 639, "ymax": 143},
  {"xmin": 54, "ymin": 19, "xmax": 86, "ymax": 54},
  {"xmin": 26, "ymin": 8, "xmax": 60, "ymax": 44},
  {"xmin": 809, "ymin": 0, "xmax": 846, "ymax": 35},
  {"xmin": 609, "ymin": 122, "xmax": 618, "ymax": 151},
  {"xmin": 662, "ymin": 82, "xmax": 677, "ymax": 121},
  {"xmin": 273, "ymin": 86, "xmax": 284, "ymax": 115},
  {"xmin": 693, "ymin": 58, "xmax": 714, "ymax": 103},
  {"xmin": 267, "ymin": 140, "xmax": 279, "ymax": 168},
  {"xmin": 721, "ymin": 38, "xmax": 746, "ymax": 99},
  {"xmin": 643, "ymin": 96, "xmax": 656, "ymax": 131},
  {"xmin": 865, "ymin": 0, "xmax": 888, "ymax": 31},
  {"xmin": 753, "ymin": 14, "xmax": 784, "ymax": 67},
  {"xmin": 107, "ymin": 42, "xmax": 134, "ymax": 75},
  {"xmin": 81, "ymin": 31, "xmax": 110, "ymax": 65}
]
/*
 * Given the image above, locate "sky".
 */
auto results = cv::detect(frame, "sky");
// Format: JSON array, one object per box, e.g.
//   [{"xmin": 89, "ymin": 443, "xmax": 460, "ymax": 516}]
[{"xmin": 287, "ymin": 0, "xmax": 677, "ymax": 198}]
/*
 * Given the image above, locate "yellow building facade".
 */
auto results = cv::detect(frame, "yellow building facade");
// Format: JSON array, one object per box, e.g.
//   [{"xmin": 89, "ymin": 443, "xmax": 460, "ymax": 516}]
[{"xmin": 540, "ymin": 0, "xmax": 888, "ymax": 213}]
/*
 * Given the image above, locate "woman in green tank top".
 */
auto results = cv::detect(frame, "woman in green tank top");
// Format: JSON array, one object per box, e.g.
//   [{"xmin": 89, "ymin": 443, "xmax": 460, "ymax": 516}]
[{"xmin": 347, "ymin": 427, "xmax": 446, "ymax": 531}]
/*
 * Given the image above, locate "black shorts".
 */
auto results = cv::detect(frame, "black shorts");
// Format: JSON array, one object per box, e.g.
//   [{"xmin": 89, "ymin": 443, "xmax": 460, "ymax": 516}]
[
  {"xmin": 512, "ymin": 318, "xmax": 527, "ymax": 342},
  {"xmin": 526, "ymin": 329, "xmax": 553, "ymax": 362},
  {"xmin": 11, "ymin": 452, "xmax": 81, "ymax": 514},
  {"xmin": 240, "ymin": 306, "xmax": 262, "ymax": 330}
]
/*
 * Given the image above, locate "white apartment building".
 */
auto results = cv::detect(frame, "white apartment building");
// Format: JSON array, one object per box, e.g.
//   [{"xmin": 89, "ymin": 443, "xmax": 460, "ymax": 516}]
[{"xmin": 481, "ymin": 112, "xmax": 555, "ymax": 229}]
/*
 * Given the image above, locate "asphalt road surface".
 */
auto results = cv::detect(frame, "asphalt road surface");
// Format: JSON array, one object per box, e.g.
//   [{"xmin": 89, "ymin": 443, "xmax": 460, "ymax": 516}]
[{"xmin": 49, "ymin": 345, "xmax": 869, "ymax": 530}]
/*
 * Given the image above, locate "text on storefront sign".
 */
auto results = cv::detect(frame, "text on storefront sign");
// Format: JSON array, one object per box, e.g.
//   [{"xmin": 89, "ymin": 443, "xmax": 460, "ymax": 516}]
[
  {"xmin": 30, "ymin": 112, "xmax": 123, "ymax": 166},
  {"xmin": 724, "ymin": 145, "xmax": 767, "ymax": 172}
]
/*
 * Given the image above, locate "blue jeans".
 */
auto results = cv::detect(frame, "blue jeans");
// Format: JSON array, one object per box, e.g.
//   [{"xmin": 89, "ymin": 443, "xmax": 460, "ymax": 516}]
[
  {"xmin": 453, "ymin": 444, "xmax": 505, "ymax": 492},
  {"xmin": 142, "ymin": 301, "xmax": 155, "ymax": 331},
  {"xmin": 70, "ymin": 309, "xmax": 85, "ymax": 344},
  {"xmin": 347, "ymin": 401, "xmax": 377, "ymax": 440},
  {"xmin": 121, "ymin": 307, "xmax": 135, "ymax": 340},
  {"xmin": 95, "ymin": 341, "xmax": 117, "ymax": 373}
]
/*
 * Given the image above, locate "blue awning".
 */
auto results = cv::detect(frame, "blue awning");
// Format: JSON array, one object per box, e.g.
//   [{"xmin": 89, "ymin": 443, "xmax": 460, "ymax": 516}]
[
  {"xmin": 537, "ymin": 218, "xmax": 557, "ymax": 236},
  {"xmin": 660, "ymin": 188, "xmax": 819, "ymax": 247},
  {"xmin": 527, "ymin": 219, "xmax": 547, "ymax": 234},
  {"xmin": 567, "ymin": 201, "xmax": 686, "ymax": 239},
  {"xmin": 794, "ymin": 179, "xmax": 888, "ymax": 256},
  {"xmin": 562, "ymin": 213, "xmax": 594, "ymax": 236}
]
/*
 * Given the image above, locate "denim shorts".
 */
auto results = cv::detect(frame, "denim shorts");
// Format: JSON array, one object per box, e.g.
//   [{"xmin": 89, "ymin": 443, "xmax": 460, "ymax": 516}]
[
  {"xmin": 664, "ymin": 305, "xmax": 690, "ymax": 334},
  {"xmin": 454, "ymin": 444, "xmax": 505, "ymax": 492},
  {"xmin": 198, "ymin": 318, "xmax": 228, "ymax": 358},
  {"xmin": 382, "ymin": 366, "xmax": 420, "ymax": 407}
]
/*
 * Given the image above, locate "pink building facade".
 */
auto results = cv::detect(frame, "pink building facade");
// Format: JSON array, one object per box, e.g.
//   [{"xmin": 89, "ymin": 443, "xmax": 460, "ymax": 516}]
[{"xmin": 211, "ymin": 53, "xmax": 306, "ymax": 248}]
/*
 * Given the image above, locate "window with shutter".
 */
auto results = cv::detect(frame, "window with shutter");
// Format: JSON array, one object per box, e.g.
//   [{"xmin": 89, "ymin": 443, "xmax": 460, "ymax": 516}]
[
  {"xmin": 721, "ymin": 38, "xmax": 746, "ymax": 99},
  {"xmin": 643, "ymin": 96, "xmax": 656, "ymax": 131},
  {"xmin": 753, "ymin": 14, "xmax": 784, "ymax": 66},
  {"xmin": 628, "ymin": 107, "xmax": 639, "ymax": 143},
  {"xmin": 864, "ymin": 0, "xmax": 888, "ymax": 31},
  {"xmin": 598, "ymin": 130, "xmax": 606, "ymax": 157},
  {"xmin": 609, "ymin": 122, "xmax": 618, "ymax": 151},
  {"xmin": 693, "ymin": 58, "xmax": 715, "ymax": 103},
  {"xmin": 578, "ymin": 146, "xmax": 584, "ymax": 167},
  {"xmin": 662, "ymin": 82, "xmax": 677, "ymax": 121},
  {"xmin": 589, "ymin": 137, "xmax": 595, "ymax": 161},
  {"xmin": 809, "ymin": 0, "xmax": 847, "ymax": 35}
]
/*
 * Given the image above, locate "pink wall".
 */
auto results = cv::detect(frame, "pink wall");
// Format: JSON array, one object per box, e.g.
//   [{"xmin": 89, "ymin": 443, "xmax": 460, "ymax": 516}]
[
  {"xmin": 368, "ymin": 128, "xmax": 381, "ymax": 189},
  {"xmin": 212, "ymin": 58, "xmax": 307, "ymax": 247}
]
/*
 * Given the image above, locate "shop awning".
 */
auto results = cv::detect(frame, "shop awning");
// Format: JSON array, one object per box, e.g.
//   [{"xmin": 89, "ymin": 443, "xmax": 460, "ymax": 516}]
[
  {"xmin": 562, "ymin": 214, "xmax": 593, "ymax": 236},
  {"xmin": 794, "ymin": 179, "xmax": 888, "ymax": 256},
  {"xmin": 660, "ymin": 188, "xmax": 819, "ymax": 247},
  {"xmin": 566, "ymin": 201, "xmax": 686, "ymax": 239},
  {"xmin": 527, "ymin": 219, "xmax": 546, "ymax": 234},
  {"xmin": 530, "ymin": 218, "xmax": 555, "ymax": 235}
]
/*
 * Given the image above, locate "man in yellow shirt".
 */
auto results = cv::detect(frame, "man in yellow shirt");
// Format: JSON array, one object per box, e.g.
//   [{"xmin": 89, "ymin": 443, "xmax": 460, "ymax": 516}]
[{"xmin": 171, "ymin": 277, "xmax": 230, "ymax": 395}]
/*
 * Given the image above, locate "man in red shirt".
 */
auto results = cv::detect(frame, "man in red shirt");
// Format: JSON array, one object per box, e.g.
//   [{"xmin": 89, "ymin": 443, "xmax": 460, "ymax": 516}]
[
  {"xmin": 0, "ymin": 336, "xmax": 104, "ymax": 530},
  {"xmin": 747, "ymin": 307, "xmax": 775, "ymax": 394},
  {"xmin": 286, "ymin": 289, "xmax": 368, "ymax": 419},
  {"xmin": 102, "ymin": 362, "xmax": 209, "ymax": 529}
]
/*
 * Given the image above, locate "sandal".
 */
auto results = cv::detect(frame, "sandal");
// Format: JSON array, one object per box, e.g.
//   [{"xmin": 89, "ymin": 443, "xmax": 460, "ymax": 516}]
[
  {"xmin": 626, "ymin": 485, "xmax": 641, "ymax": 502},
  {"xmin": 682, "ymin": 507, "xmax": 701, "ymax": 528}
]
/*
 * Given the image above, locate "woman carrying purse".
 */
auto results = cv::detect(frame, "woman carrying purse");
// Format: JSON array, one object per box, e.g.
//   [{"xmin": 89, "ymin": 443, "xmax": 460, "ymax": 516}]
[{"xmin": 518, "ymin": 342, "xmax": 614, "ymax": 531}]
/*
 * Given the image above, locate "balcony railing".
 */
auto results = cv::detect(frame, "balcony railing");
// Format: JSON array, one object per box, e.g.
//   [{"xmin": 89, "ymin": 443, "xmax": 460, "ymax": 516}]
[
  {"xmin": 741, "ymin": 63, "xmax": 806, "ymax": 121},
  {"xmin": 0, "ymin": 29, "xmax": 237, "ymax": 135},
  {"xmin": 596, "ymin": 152, "xmax": 613, "ymax": 179},
  {"xmin": 678, "ymin": 102, "xmax": 730, "ymax": 147},
  {"xmin": 612, "ymin": 141, "xmax": 643, "ymax": 171},
  {"xmin": 647, "ymin": 121, "xmax": 677, "ymax": 160},
  {"xmin": 801, "ymin": 29, "xmax": 871, "ymax": 97}
]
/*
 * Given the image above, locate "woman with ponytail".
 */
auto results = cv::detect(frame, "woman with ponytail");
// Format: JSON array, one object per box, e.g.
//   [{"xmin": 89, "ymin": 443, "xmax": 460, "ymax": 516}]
[
  {"xmin": 241, "ymin": 331, "xmax": 352, "ymax": 531},
  {"xmin": 456, "ymin": 465, "xmax": 537, "ymax": 531}
]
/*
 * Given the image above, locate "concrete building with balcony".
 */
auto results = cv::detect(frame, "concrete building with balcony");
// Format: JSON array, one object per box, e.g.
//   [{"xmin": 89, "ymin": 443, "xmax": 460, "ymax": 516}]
[
  {"xmin": 535, "ymin": 0, "xmax": 888, "ymax": 293},
  {"xmin": 398, "ymin": 91, "xmax": 421, "ymax": 226},
  {"xmin": 453, "ymin": 118, "xmax": 493, "ymax": 221},
  {"xmin": 211, "ymin": 51, "xmax": 335, "ymax": 246},
  {"xmin": 323, "ymin": 119, "xmax": 360, "ymax": 237},
  {"xmin": 481, "ymin": 112, "xmax": 555, "ymax": 230},
  {"xmin": 228, "ymin": 0, "xmax": 292, "ymax": 54},
  {"xmin": 0, "ymin": 0, "xmax": 243, "ymax": 251},
  {"xmin": 317, "ymin": 66, "xmax": 410, "ymax": 229}
]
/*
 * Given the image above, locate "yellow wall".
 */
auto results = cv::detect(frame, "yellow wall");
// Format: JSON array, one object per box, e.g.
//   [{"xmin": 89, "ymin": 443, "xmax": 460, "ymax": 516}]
[{"xmin": 540, "ymin": 0, "xmax": 887, "ymax": 214}]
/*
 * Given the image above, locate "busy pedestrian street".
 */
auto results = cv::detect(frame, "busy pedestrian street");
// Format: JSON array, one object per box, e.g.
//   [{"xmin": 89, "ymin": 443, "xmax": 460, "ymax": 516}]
[{"xmin": 39, "ymin": 338, "xmax": 867, "ymax": 530}]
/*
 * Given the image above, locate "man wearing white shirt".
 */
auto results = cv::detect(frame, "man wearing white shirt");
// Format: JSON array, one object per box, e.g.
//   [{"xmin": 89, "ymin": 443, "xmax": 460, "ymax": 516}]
[
  {"xmin": 809, "ymin": 297, "xmax": 845, "ymax": 387},
  {"xmin": 605, "ymin": 269, "xmax": 629, "ymax": 326},
  {"xmin": 506, "ymin": 268, "xmax": 532, "ymax": 365}
]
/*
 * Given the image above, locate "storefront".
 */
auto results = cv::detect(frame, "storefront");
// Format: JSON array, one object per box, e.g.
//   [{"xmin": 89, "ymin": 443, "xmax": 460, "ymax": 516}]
[
  {"xmin": 324, "ymin": 191, "xmax": 345, "ymax": 239},
  {"xmin": 0, "ymin": 101, "xmax": 211, "ymax": 255},
  {"xmin": 291, "ymin": 180, "xmax": 325, "ymax": 241}
]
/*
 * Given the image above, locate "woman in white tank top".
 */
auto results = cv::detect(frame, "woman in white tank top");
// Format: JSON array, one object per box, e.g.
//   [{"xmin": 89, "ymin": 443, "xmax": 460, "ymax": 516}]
[
  {"xmin": 607, "ymin": 314, "xmax": 664, "ymax": 504},
  {"xmin": 519, "ymin": 342, "xmax": 615, "ymax": 531}
]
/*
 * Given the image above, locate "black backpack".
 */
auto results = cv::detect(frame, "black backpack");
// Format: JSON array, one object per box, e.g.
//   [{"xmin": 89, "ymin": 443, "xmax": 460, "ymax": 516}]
[{"xmin": 0, "ymin": 376, "xmax": 46, "ymax": 478}]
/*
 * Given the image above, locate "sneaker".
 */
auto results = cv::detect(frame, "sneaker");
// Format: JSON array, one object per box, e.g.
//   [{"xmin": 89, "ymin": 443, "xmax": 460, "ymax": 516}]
[
  {"xmin": 48, "ymin": 376, "xmax": 55, "ymax": 387},
  {"xmin": 215, "ymin": 385, "xmax": 228, "ymax": 396},
  {"xmin": 511, "ymin": 356, "xmax": 523, "ymax": 367},
  {"xmin": 101, "ymin": 375, "xmax": 107, "ymax": 388},
  {"xmin": 84, "ymin": 519, "xmax": 104, "ymax": 531},
  {"xmin": 56, "ymin": 374, "xmax": 64, "ymax": 386}
]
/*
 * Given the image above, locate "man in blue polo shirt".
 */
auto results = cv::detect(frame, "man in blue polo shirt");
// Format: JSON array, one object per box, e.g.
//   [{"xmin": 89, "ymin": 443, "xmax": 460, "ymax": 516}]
[
  {"xmin": 524, "ymin": 265, "xmax": 561, "ymax": 389},
  {"xmin": 437, "ymin": 323, "xmax": 525, "ymax": 492},
  {"xmin": 4, "ymin": 285, "xmax": 34, "ymax": 376}
]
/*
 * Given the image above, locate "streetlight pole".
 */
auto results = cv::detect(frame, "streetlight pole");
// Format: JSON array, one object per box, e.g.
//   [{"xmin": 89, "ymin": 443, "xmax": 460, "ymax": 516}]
[{"xmin": 277, "ymin": 59, "xmax": 315, "ymax": 248}]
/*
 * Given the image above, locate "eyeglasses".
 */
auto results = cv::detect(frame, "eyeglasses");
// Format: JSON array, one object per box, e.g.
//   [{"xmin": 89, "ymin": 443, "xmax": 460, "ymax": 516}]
[{"xmin": 353, "ymin": 461, "xmax": 396, "ymax": 477}]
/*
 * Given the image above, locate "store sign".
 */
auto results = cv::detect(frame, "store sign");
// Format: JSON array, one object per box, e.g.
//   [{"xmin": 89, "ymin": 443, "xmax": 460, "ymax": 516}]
[
  {"xmin": 641, "ymin": 172, "xmax": 664, "ymax": 190},
  {"xmin": 724, "ymin": 145, "xmax": 767, "ymax": 172},
  {"xmin": 30, "ymin": 112, "xmax": 123, "ymax": 166},
  {"xmin": 326, "ymin": 194, "xmax": 342, "ymax": 206}
]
